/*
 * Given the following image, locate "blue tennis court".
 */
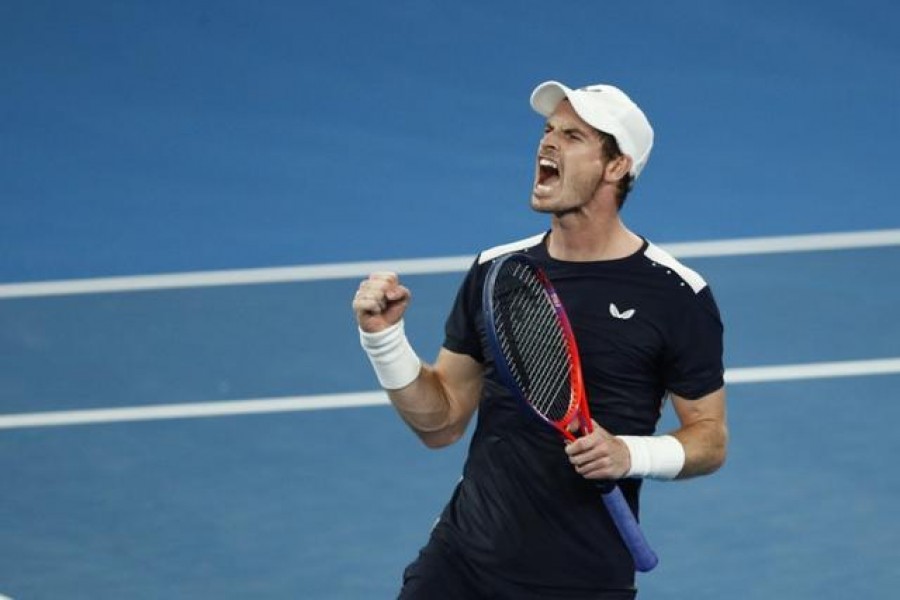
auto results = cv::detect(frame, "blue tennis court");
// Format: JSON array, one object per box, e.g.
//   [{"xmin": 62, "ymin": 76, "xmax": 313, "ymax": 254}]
[
  {"xmin": 2, "ymin": 240, "xmax": 899, "ymax": 599},
  {"xmin": 2, "ymin": 1, "xmax": 899, "ymax": 598}
]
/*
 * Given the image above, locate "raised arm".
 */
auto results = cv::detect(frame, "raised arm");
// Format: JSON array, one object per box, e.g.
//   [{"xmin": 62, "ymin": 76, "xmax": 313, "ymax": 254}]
[{"xmin": 352, "ymin": 272, "xmax": 483, "ymax": 448}]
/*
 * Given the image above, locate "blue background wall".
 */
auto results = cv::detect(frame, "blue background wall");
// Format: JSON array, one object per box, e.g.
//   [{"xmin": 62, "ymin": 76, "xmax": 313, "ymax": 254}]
[{"xmin": 3, "ymin": 0, "xmax": 899, "ymax": 282}]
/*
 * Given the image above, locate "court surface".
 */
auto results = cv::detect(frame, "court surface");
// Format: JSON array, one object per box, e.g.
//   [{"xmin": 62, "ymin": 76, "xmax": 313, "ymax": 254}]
[
  {"xmin": 2, "ymin": 232, "xmax": 899, "ymax": 599},
  {"xmin": 2, "ymin": 1, "xmax": 900, "ymax": 598}
]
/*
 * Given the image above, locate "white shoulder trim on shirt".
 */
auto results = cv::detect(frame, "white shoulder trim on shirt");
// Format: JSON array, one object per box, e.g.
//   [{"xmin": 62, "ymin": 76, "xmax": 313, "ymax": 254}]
[
  {"xmin": 477, "ymin": 233, "xmax": 546, "ymax": 265},
  {"xmin": 644, "ymin": 242, "xmax": 708, "ymax": 293}
]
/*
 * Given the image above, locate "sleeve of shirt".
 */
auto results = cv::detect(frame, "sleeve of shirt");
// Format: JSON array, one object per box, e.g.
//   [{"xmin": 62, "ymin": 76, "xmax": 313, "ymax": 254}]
[
  {"xmin": 442, "ymin": 258, "xmax": 485, "ymax": 363},
  {"xmin": 662, "ymin": 286, "xmax": 725, "ymax": 399}
]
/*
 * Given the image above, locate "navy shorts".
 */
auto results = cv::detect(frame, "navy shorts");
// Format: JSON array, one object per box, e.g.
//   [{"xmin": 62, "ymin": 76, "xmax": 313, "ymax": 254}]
[{"xmin": 398, "ymin": 538, "xmax": 637, "ymax": 600}]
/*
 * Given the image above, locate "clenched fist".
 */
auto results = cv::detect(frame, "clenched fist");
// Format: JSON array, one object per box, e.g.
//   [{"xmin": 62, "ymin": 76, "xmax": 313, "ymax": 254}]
[{"xmin": 352, "ymin": 271, "xmax": 412, "ymax": 333}]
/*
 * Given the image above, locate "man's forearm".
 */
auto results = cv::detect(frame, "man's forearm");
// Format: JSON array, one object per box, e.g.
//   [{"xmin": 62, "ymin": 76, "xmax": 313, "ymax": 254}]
[
  {"xmin": 671, "ymin": 418, "xmax": 728, "ymax": 479},
  {"xmin": 389, "ymin": 350, "xmax": 484, "ymax": 449}
]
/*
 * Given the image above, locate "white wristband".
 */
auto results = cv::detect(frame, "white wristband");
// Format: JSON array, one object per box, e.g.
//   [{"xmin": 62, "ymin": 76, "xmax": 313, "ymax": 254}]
[
  {"xmin": 359, "ymin": 320, "xmax": 422, "ymax": 390},
  {"xmin": 618, "ymin": 435, "xmax": 685, "ymax": 480}
]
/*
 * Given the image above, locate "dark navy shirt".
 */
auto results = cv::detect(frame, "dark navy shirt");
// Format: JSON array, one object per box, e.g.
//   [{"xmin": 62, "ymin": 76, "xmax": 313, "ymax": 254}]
[{"xmin": 431, "ymin": 232, "xmax": 725, "ymax": 592}]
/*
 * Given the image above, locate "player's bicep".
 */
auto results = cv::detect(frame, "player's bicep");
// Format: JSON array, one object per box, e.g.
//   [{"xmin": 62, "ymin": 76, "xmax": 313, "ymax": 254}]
[{"xmin": 671, "ymin": 387, "xmax": 726, "ymax": 426}]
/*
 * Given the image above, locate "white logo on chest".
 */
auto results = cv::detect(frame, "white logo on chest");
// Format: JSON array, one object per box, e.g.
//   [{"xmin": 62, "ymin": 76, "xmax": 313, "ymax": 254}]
[{"xmin": 609, "ymin": 303, "xmax": 636, "ymax": 320}]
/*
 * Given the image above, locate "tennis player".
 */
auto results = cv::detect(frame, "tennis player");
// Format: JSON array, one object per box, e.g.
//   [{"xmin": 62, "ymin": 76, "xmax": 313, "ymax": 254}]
[{"xmin": 353, "ymin": 80, "xmax": 728, "ymax": 599}]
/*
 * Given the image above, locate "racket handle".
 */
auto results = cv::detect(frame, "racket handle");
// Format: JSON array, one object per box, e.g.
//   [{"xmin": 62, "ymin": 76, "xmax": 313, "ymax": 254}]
[{"xmin": 600, "ymin": 486, "xmax": 659, "ymax": 572}]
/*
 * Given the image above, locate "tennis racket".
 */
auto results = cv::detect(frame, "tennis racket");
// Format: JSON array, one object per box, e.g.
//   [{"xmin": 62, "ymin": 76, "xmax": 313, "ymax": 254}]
[{"xmin": 482, "ymin": 252, "xmax": 659, "ymax": 572}]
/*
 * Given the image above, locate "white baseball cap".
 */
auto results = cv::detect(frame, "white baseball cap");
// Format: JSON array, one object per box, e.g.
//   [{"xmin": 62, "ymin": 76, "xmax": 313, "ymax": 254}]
[{"xmin": 530, "ymin": 80, "xmax": 654, "ymax": 179}]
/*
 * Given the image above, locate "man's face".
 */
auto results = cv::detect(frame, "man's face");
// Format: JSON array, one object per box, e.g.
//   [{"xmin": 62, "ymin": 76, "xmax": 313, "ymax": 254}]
[{"xmin": 531, "ymin": 100, "xmax": 608, "ymax": 216}]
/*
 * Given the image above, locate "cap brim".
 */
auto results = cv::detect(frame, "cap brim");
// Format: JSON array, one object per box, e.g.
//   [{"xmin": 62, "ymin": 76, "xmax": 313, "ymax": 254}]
[{"xmin": 530, "ymin": 81, "xmax": 572, "ymax": 117}]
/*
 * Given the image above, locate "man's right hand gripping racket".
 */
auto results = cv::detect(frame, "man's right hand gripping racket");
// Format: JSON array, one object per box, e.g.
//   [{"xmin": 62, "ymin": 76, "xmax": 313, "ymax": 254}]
[{"xmin": 482, "ymin": 252, "xmax": 659, "ymax": 572}]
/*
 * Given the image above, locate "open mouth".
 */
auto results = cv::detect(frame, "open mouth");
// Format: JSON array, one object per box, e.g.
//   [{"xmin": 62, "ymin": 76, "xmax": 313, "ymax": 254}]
[{"xmin": 536, "ymin": 157, "xmax": 560, "ymax": 190}]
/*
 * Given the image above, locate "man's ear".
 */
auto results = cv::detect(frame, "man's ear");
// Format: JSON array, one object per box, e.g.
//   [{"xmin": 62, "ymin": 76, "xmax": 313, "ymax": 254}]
[{"xmin": 605, "ymin": 154, "xmax": 632, "ymax": 182}]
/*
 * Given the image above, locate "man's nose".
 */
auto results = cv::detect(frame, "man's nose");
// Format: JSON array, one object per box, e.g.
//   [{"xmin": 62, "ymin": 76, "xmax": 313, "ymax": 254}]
[{"xmin": 539, "ymin": 132, "xmax": 558, "ymax": 152}]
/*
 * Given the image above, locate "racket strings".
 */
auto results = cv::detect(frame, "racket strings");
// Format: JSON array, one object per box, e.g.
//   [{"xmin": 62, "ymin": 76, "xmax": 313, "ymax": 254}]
[
  {"xmin": 511, "ymin": 299, "xmax": 571, "ymax": 415},
  {"xmin": 504, "ymin": 293, "xmax": 571, "ymax": 419},
  {"xmin": 494, "ymin": 263, "xmax": 573, "ymax": 421}
]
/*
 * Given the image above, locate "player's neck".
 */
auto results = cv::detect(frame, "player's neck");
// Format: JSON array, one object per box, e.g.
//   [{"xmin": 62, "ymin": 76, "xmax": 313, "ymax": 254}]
[{"xmin": 546, "ymin": 217, "xmax": 642, "ymax": 262}]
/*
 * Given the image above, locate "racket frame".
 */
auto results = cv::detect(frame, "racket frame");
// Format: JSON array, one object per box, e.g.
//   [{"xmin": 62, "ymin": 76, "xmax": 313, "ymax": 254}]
[
  {"xmin": 484, "ymin": 255, "xmax": 589, "ymax": 440},
  {"xmin": 482, "ymin": 252, "xmax": 659, "ymax": 572}
]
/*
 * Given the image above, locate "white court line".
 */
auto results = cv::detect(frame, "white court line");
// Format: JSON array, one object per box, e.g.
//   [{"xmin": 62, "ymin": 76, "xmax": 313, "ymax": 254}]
[
  {"xmin": 723, "ymin": 357, "xmax": 900, "ymax": 383},
  {"xmin": 1, "ymin": 357, "xmax": 898, "ymax": 430},
  {"xmin": 2, "ymin": 228, "xmax": 899, "ymax": 299},
  {"xmin": 0, "ymin": 392, "xmax": 388, "ymax": 430}
]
